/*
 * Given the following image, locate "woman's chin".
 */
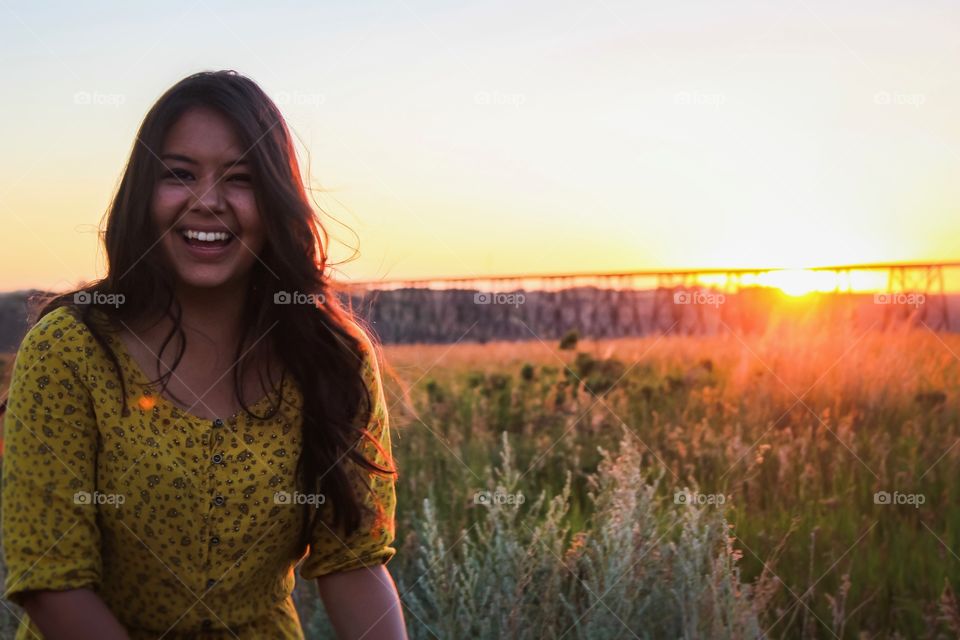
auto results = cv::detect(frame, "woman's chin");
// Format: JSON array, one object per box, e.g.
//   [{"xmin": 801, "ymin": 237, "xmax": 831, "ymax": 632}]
[{"xmin": 173, "ymin": 269, "xmax": 242, "ymax": 291}]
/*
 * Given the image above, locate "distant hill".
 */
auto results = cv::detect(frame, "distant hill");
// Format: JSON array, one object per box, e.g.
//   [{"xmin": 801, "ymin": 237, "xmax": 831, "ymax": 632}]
[{"xmin": 0, "ymin": 290, "xmax": 48, "ymax": 353}]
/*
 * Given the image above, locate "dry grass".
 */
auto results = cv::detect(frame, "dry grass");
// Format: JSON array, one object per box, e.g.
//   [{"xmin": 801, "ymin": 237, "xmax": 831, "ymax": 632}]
[{"xmin": 3, "ymin": 319, "xmax": 959, "ymax": 638}]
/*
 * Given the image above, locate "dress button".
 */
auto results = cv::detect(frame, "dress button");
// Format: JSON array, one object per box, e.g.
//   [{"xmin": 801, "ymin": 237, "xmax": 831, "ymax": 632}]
[
  {"xmin": 212, "ymin": 453, "xmax": 223, "ymax": 464},
  {"xmin": 202, "ymin": 619, "xmax": 212, "ymax": 629},
  {"xmin": 211, "ymin": 535, "xmax": 220, "ymax": 545},
  {"xmin": 213, "ymin": 495, "xmax": 225, "ymax": 506},
  {"xmin": 213, "ymin": 418, "xmax": 223, "ymax": 428},
  {"xmin": 206, "ymin": 578, "xmax": 217, "ymax": 589}
]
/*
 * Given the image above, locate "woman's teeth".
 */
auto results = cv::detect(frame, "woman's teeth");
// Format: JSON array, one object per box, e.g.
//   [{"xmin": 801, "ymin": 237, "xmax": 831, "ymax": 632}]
[{"xmin": 181, "ymin": 230, "xmax": 233, "ymax": 242}]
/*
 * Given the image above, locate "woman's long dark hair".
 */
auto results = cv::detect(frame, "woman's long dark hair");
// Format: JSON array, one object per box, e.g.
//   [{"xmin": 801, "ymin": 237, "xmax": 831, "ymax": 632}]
[{"xmin": 0, "ymin": 70, "xmax": 396, "ymax": 547}]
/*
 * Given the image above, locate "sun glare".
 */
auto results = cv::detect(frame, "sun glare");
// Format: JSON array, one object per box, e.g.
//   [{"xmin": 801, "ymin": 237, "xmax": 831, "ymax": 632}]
[{"xmin": 757, "ymin": 269, "xmax": 839, "ymax": 296}]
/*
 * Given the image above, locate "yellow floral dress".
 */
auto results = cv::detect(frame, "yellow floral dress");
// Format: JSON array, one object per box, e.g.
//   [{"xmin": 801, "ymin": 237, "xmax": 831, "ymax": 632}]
[{"xmin": 1, "ymin": 305, "xmax": 397, "ymax": 639}]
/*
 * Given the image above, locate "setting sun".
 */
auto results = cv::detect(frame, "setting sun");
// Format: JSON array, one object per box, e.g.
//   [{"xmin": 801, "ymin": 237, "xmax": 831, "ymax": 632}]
[
  {"xmin": 758, "ymin": 269, "xmax": 838, "ymax": 296},
  {"xmin": 743, "ymin": 268, "xmax": 890, "ymax": 296}
]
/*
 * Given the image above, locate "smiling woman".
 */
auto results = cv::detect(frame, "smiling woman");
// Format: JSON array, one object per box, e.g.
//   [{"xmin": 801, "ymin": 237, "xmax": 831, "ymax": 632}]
[
  {"xmin": 0, "ymin": 70, "xmax": 407, "ymax": 639},
  {"xmin": 154, "ymin": 109, "xmax": 264, "ymax": 284}
]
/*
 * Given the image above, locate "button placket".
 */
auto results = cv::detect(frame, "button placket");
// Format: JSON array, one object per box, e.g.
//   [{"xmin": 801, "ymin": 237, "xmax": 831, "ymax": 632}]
[{"xmin": 208, "ymin": 418, "xmax": 225, "ymax": 553}]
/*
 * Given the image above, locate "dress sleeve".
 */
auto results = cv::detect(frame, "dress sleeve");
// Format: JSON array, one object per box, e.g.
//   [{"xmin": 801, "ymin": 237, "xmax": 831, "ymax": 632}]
[
  {"xmin": 299, "ymin": 330, "xmax": 397, "ymax": 579},
  {"xmin": 1, "ymin": 308, "xmax": 102, "ymax": 607}
]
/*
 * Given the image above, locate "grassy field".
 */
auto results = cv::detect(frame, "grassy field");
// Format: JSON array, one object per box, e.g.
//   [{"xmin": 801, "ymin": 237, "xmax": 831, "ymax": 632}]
[{"xmin": 3, "ymin": 320, "xmax": 960, "ymax": 638}]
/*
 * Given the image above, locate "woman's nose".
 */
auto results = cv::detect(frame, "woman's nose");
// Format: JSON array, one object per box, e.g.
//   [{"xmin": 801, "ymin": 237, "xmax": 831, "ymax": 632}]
[{"xmin": 190, "ymin": 176, "xmax": 226, "ymax": 214}]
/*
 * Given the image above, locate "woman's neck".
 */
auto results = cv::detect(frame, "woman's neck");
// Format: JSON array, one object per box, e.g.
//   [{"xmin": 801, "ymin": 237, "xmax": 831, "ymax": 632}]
[
  {"xmin": 125, "ymin": 277, "xmax": 254, "ymax": 359},
  {"xmin": 172, "ymin": 278, "xmax": 250, "ymax": 347}
]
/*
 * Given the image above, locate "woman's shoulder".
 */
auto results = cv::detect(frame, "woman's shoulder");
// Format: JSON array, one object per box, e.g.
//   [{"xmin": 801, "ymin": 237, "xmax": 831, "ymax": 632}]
[
  {"xmin": 348, "ymin": 323, "xmax": 388, "ymax": 425},
  {"xmin": 350, "ymin": 324, "xmax": 382, "ymax": 386},
  {"xmin": 16, "ymin": 304, "xmax": 111, "ymax": 373},
  {"xmin": 19, "ymin": 304, "xmax": 89, "ymax": 350}
]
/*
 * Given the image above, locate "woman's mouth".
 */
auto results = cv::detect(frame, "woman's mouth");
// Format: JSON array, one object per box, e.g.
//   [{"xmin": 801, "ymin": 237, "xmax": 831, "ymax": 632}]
[{"xmin": 178, "ymin": 229, "xmax": 238, "ymax": 260}]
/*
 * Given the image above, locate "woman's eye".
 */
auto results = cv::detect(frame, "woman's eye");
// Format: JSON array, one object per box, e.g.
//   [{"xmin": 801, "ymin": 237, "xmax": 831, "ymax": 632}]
[
  {"xmin": 164, "ymin": 168, "xmax": 193, "ymax": 181},
  {"xmin": 161, "ymin": 168, "xmax": 251, "ymax": 183}
]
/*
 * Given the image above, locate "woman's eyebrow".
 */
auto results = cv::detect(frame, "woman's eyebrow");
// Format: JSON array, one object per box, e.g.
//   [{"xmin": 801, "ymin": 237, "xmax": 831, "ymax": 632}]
[{"xmin": 160, "ymin": 153, "xmax": 249, "ymax": 168}]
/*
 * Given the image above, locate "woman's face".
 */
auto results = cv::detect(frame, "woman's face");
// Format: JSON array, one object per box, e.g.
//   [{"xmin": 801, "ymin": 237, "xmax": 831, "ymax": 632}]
[{"xmin": 152, "ymin": 106, "xmax": 265, "ymax": 292}]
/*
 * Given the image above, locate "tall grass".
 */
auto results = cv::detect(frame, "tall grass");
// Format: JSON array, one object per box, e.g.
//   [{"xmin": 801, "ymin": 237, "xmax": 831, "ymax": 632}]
[
  {"xmin": 3, "ymin": 318, "xmax": 960, "ymax": 638},
  {"xmin": 367, "ymin": 320, "xmax": 960, "ymax": 638},
  {"xmin": 393, "ymin": 430, "xmax": 762, "ymax": 639}
]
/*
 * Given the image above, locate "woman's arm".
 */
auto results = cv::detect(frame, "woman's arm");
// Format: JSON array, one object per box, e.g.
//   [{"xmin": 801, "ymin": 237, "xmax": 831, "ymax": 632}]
[
  {"xmin": 20, "ymin": 588, "xmax": 130, "ymax": 640},
  {"xmin": 316, "ymin": 564, "xmax": 408, "ymax": 640},
  {"xmin": 1, "ymin": 311, "xmax": 120, "ymax": 637}
]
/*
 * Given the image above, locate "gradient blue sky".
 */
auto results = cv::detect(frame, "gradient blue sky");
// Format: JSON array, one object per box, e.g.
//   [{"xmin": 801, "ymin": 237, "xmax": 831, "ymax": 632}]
[{"xmin": 1, "ymin": 0, "xmax": 959, "ymax": 292}]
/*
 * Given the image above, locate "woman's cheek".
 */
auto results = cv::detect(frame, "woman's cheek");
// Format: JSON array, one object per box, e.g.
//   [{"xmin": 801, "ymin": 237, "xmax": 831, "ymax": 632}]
[
  {"xmin": 229, "ymin": 194, "xmax": 262, "ymax": 229},
  {"xmin": 229, "ymin": 188, "xmax": 258, "ymax": 214},
  {"xmin": 153, "ymin": 186, "xmax": 187, "ymax": 220}
]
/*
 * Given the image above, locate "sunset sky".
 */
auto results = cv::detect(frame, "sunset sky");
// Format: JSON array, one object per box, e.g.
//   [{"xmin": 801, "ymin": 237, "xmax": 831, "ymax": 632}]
[{"xmin": 1, "ymin": 1, "xmax": 959, "ymax": 293}]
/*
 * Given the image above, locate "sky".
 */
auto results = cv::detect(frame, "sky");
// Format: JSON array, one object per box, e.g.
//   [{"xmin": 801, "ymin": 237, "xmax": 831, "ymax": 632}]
[{"xmin": 1, "ymin": 0, "xmax": 959, "ymax": 293}]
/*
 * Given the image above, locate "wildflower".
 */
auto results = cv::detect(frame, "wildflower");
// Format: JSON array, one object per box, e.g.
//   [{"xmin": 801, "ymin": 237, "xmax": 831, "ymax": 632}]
[{"xmin": 563, "ymin": 531, "xmax": 588, "ymax": 569}]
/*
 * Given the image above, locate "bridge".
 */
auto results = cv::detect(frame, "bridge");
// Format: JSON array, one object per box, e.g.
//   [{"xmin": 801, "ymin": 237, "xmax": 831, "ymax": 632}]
[{"xmin": 335, "ymin": 261, "xmax": 960, "ymax": 342}]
